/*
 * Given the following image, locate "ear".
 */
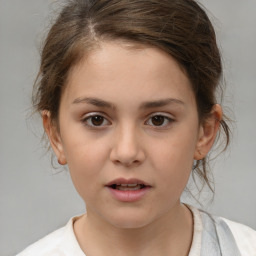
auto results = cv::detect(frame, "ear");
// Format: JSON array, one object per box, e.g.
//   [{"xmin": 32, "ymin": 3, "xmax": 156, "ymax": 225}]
[
  {"xmin": 42, "ymin": 111, "xmax": 67, "ymax": 165},
  {"xmin": 194, "ymin": 104, "xmax": 222, "ymax": 160}
]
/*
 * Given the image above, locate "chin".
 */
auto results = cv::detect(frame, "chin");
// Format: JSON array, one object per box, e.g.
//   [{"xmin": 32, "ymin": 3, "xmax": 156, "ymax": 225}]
[
  {"xmin": 103, "ymin": 208, "xmax": 156, "ymax": 229},
  {"xmin": 110, "ymin": 218, "xmax": 151, "ymax": 229}
]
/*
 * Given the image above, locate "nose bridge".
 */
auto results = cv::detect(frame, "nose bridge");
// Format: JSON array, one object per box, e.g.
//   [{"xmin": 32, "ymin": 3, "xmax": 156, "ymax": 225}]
[
  {"xmin": 110, "ymin": 121, "xmax": 144, "ymax": 166},
  {"xmin": 118, "ymin": 122, "xmax": 138, "ymax": 149}
]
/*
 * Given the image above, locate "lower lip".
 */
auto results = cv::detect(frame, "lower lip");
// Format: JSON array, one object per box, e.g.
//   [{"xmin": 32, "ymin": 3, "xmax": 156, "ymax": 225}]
[{"xmin": 106, "ymin": 186, "xmax": 151, "ymax": 202}]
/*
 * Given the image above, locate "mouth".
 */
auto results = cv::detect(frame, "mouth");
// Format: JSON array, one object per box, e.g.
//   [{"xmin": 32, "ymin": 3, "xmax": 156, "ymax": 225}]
[
  {"xmin": 106, "ymin": 178, "xmax": 151, "ymax": 190},
  {"xmin": 106, "ymin": 178, "xmax": 151, "ymax": 202},
  {"xmin": 109, "ymin": 183, "xmax": 148, "ymax": 191}
]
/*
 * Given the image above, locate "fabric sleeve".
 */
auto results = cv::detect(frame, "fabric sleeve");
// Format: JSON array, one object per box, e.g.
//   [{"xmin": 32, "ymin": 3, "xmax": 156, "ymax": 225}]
[{"xmin": 222, "ymin": 218, "xmax": 256, "ymax": 256}]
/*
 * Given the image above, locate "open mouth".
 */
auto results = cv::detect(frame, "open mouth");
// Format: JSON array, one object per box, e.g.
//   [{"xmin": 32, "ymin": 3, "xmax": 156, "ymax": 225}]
[
  {"xmin": 109, "ymin": 184, "xmax": 147, "ymax": 191},
  {"xmin": 106, "ymin": 179, "xmax": 151, "ymax": 201}
]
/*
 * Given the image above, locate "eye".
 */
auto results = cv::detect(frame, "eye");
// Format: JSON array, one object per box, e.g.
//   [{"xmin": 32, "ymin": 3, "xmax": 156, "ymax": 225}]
[
  {"xmin": 81, "ymin": 113, "xmax": 111, "ymax": 127},
  {"xmin": 146, "ymin": 114, "xmax": 174, "ymax": 127}
]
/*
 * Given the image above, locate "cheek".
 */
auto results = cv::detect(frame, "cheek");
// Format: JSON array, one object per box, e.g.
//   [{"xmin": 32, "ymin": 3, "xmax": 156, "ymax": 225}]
[
  {"xmin": 61, "ymin": 134, "xmax": 110, "ymax": 194},
  {"xmin": 150, "ymin": 128, "xmax": 197, "ymax": 189},
  {"xmin": 62, "ymin": 124, "xmax": 110, "ymax": 167}
]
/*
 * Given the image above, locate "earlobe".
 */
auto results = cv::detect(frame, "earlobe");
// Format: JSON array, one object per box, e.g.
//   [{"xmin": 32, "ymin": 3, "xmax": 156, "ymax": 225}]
[
  {"xmin": 194, "ymin": 104, "xmax": 222, "ymax": 160},
  {"xmin": 42, "ymin": 111, "xmax": 67, "ymax": 165}
]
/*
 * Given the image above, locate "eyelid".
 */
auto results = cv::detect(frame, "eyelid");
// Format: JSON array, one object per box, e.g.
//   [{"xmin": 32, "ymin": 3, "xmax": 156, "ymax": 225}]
[
  {"xmin": 81, "ymin": 112, "xmax": 111, "ymax": 127},
  {"xmin": 147, "ymin": 112, "xmax": 174, "ymax": 120},
  {"xmin": 80, "ymin": 111, "xmax": 174, "ymax": 128},
  {"xmin": 145, "ymin": 112, "xmax": 175, "ymax": 127},
  {"xmin": 147, "ymin": 112, "xmax": 174, "ymax": 118}
]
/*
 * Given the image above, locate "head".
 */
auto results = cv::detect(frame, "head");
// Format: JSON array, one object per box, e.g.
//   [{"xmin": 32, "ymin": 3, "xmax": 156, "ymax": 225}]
[{"xmin": 34, "ymin": 0, "xmax": 230, "ymax": 223}]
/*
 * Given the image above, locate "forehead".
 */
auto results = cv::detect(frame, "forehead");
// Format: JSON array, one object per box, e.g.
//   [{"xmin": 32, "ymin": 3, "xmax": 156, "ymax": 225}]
[{"xmin": 63, "ymin": 41, "xmax": 195, "ymax": 108}]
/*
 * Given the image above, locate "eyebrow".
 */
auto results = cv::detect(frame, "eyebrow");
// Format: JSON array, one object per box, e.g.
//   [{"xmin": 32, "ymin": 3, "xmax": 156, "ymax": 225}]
[
  {"xmin": 72, "ymin": 97, "xmax": 184, "ymax": 110},
  {"xmin": 73, "ymin": 97, "xmax": 116, "ymax": 109},
  {"xmin": 140, "ymin": 98, "xmax": 184, "ymax": 109}
]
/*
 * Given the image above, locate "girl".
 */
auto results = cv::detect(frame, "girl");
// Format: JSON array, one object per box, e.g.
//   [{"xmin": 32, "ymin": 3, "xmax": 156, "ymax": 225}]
[{"xmin": 18, "ymin": 0, "xmax": 256, "ymax": 255}]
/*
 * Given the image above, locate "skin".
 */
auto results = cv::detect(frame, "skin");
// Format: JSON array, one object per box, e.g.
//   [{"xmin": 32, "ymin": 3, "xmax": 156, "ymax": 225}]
[{"xmin": 43, "ymin": 41, "xmax": 222, "ymax": 256}]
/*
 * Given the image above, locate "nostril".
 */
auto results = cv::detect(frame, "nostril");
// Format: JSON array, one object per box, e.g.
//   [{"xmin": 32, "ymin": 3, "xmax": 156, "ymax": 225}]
[
  {"xmin": 112, "ymin": 159, "xmax": 140, "ymax": 167},
  {"xmin": 109, "ymin": 139, "xmax": 145, "ymax": 167}
]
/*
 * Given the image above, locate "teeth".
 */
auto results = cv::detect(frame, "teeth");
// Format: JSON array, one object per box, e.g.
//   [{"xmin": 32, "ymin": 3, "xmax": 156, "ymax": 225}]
[
  {"xmin": 127, "ymin": 184, "xmax": 138, "ymax": 187},
  {"xmin": 116, "ymin": 184, "xmax": 143, "ymax": 191},
  {"xmin": 118, "ymin": 185, "xmax": 141, "ymax": 191},
  {"xmin": 120, "ymin": 184, "xmax": 138, "ymax": 187}
]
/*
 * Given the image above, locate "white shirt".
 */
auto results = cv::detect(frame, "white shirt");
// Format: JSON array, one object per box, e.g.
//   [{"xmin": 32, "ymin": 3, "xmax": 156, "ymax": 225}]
[
  {"xmin": 187, "ymin": 205, "xmax": 256, "ymax": 256},
  {"xmin": 17, "ymin": 206, "xmax": 256, "ymax": 256}
]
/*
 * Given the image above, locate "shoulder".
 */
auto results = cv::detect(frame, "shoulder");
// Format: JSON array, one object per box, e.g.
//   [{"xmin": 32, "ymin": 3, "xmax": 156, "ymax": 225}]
[
  {"xmin": 187, "ymin": 205, "xmax": 256, "ymax": 256},
  {"xmin": 16, "ymin": 226, "xmax": 67, "ymax": 256},
  {"xmin": 221, "ymin": 217, "xmax": 256, "ymax": 256},
  {"xmin": 16, "ymin": 215, "xmax": 85, "ymax": 256}
]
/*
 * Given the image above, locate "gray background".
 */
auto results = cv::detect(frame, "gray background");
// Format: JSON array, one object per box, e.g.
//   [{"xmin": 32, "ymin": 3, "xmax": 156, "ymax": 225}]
[{"xmin": 0, "ymin": 1, "xmax": 255, "ymax": 255}]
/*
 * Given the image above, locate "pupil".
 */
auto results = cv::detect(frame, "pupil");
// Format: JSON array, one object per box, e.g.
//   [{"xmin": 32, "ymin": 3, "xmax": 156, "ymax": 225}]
[
  {"xmin": 92, "ymin": 116, "xmax": 104, "ymax": 126},
  {"xmin": 152, "ymin": 116, "xmax": 164, "ymax": 126}
]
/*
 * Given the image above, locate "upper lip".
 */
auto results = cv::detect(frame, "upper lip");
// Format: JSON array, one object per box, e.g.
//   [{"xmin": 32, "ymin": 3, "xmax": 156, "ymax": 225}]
[{"xmin": 106, "ymin": 178, "xmax": 151, "ymax": 187}]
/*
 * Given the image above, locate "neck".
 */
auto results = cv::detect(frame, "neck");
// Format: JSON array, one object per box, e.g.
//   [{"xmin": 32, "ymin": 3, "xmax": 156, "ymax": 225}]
[{"xmin": 74, "ymin": 203, "xmax": 193, "ymax": 256}]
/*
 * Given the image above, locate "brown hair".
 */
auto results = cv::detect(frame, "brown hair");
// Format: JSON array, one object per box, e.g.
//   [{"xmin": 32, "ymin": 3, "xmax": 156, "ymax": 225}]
[{"xmin": 33, "ymin": 0, "xmax": 230, "ymax": 193}]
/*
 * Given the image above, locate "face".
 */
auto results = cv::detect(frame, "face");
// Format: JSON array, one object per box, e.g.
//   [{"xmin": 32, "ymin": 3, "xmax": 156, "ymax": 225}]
[{"xmin": 44, "ymin": 41, "xmax": 219, "ymax": 229}]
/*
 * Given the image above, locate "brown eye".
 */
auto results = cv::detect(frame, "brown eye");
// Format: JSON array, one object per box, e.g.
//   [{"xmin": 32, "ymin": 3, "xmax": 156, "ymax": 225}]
[
  {"xmin": 91, "ymin": 116, "xmax": 104, "ymax": 126},
  {"xmin": 151, "ymin": 116, "xmax": 165, "ymax": 126},
  {"xmin": 146, "ymin": 114, "xmax": 173, "ymax": 127},
  {"xmin": 82, "ymin": 114, "xmax": 110, "ymax": 127}
]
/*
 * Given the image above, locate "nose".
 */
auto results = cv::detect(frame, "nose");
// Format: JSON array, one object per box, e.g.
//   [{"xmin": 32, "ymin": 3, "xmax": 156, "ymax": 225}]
[{"xmin": 110, "ymin": 124, "xmax": 146, "ymax": 167}]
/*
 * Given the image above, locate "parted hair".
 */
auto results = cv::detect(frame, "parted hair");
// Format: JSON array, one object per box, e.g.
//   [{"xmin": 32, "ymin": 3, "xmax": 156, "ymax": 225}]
[{"xmin": 33, "ymin": 0, "xmax": 230, "ymax": 194}]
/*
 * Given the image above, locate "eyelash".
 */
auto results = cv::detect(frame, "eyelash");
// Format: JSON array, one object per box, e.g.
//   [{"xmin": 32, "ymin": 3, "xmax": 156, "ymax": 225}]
[
  {"xmin": 81, "ymin": 112, "xmax": 174, "ymax": 129},
  {"xmin": 81, "ymin": 113, "xmax": 111, "ymax": 127}
]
